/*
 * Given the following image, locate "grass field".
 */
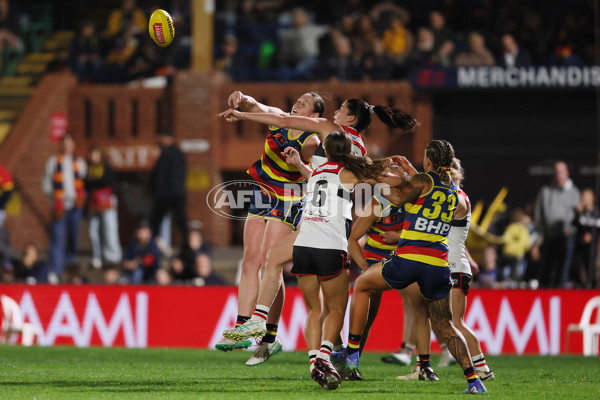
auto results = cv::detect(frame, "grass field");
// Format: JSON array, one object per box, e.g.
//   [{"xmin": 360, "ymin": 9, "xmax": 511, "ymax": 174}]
[{"xmin": 0, "ymin": 346, "xmax": 598, "ymax": 399}]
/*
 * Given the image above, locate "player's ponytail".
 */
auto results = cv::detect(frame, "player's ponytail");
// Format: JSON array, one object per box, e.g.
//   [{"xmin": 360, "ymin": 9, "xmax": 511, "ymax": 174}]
[
  {"xmin": 325, "ymin": 131, "xmax": 390, "ymax": 181},
  {"xmin": 450, "ymin": 157, "xmax": 464, "ymax": 186},
  {"xmin": 345, "ymin": 99, "xmax": 420, "ymax": 133},
  {"xmin": 425, "ymin": 139, "xmax": 456, "ymax": 185}
]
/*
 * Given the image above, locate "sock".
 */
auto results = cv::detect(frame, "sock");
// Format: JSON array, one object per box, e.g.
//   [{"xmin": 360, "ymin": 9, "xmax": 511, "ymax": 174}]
[
  {"xmin": 347, "ymin": 333, "xmax": 361, "ymax": 354},
  {"xmin": 404, "ymin": 343, "xmax": 416, "ymax": 354},
  {"xmin": 464, "ymin": 366, "xmax": 478, "ymax": 383},
  {"xmin": 236, "ymin": 315, "xmax": 250, "ymax": 327},
  {"xmin": 309, "ymin": 350, "xmax": 319, "ymax": 371},
  {"xmin": 251, "ymin": 305, "xmax": 270, "ymax": 321},
  {"xmin": 319, "ymin": 340, "xmax": 334, "ymax": 361},
  {"xmin": 419, "ymin": 354, "xmax": 431, "ymax": 370},
  {"xmin": 416, "ymin": 355, "xmax": 420, "ymax": 370},
  {"xmin": 263, "ymin": 323, "xmax": 278, "ymax": 344},
  {"xmin": 472, "ymin": 353, "xmax": 491, "ymax": 372}
]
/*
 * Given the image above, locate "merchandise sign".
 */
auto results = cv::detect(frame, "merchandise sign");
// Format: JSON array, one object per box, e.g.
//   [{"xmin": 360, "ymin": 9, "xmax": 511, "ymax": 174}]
[{"xmin": 411, "ymin": 66, "xmax": 600, "ymax": 89}]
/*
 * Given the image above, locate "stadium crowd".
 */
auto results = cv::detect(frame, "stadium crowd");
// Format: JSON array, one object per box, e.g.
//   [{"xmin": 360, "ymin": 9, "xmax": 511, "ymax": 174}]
[
  {"xmin": 1, "ymin": 0, "xmax": 594, "ymax": 83},
  {"xmin": 213, "ymin": 0, "xmax": 595, "ymax": 82}
]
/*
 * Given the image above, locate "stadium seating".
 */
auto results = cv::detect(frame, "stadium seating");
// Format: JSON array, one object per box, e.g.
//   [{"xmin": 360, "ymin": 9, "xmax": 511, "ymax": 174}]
[
  {"xmin": 0, "ymin": 294, "xmax": 41, "ymax": 346},
  {"xmin": 564, "ymin": 296, "xmax": 600, "ymax": 356}
]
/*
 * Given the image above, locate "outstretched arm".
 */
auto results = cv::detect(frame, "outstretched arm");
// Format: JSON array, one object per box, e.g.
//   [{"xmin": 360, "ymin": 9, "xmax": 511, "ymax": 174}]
[
  {"xmin": 381, "ymin": 173, "xmax": 431, "ymax": 206},
  {"xmin": 227, "ymin": 91, "xmax": 286, "ymax": 115},
  {"xmin": 217, "ymin": 109, "xmax": 339, "ymax": 141}
]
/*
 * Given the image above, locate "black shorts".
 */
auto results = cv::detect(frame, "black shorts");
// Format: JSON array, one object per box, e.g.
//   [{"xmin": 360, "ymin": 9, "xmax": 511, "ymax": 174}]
[
  {"xmin": 291, "ymin": 246, "xmax": 350, "ymax": 279},
  {"xmin": 451, "ymin": 272, "xmax": 472, "ymax": 296}
]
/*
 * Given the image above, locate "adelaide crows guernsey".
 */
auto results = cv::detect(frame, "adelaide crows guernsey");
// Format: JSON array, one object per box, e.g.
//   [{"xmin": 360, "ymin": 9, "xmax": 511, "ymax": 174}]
[
  {"xmin": 363, "ymin": 190, "xmax": 404, "ymax": 264},
  {"xmin": 395, "ymin": 171, "xmax": 458, "ymax": 267},
  {"xmin": 248, "ymin": 127, "xmax": 316, "ymax": 201},
  {"xmin": 295, "ymin": 162, "xmax": 353, "ymax": 251}
]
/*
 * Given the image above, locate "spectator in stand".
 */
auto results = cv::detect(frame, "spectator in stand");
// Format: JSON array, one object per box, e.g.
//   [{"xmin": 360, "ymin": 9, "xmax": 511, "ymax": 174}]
[
  {"xmin": 194, "ymin": 252, "xmax": 227, "ymax": 286},
  {"xmin": 85, "ymin": 146, "xmax": 122, "ymax": 269},
  {"xmin": 277, "ymin": 8, "xmax": 328, "ymax": 81},
  {"xmin": 362, "ymin": 38, "xmax": 394, "ymax": 80},
  {"xmin": 429, "ymin": 11, "xmax": 455, "ymax": 57},
  {"xmin": 499, "ymin": 208, "xmax": 531, "ymax": 284},
  {"xmin": 122, "ymin": 220, "xmax": 161, "ymax": 284},
  {"xmin": 370, "ymin": 0, "xmax": 410, "ymax": 35},
  {"xmin": 548, "ymin": 28, "xmax": 584, "ymax": 66},
  {"xmin": 155, "ymin": 267, "xmax": 172, "ymax": 285},
  {"xmin": 316, "ymin": 33, "xmax": 362, "ymax": 81},
  {"xmin": 572, "ymin": 188, "xmax": 600, "ymax": 288},
  {"xmin": 214, "ymin": 34, "xmax": 248, "ymax": 82},
  {"xmin": 0, "ymin": 0, "xmax": 22, "ymax": 51},
  {"xmin": 0, "ymin": 162, "xmax": 13, "ymax": 227},
  {"xmin": 519, "ymin": 10, "xmax": 552, "ymax": 64},
  {"xmin": 477, "ymin": 246, "xmax": 498, "ymax": 288},
  {"xmin": 102, "ymin": 263, "xmax": 123, "ymax": 284},
  {"xmin": 127, "ymin": 37, "xmax": 165, "ymax": 81},
  {"xmin": 533, "ymin": 161, "xmax": 580, "ymax": 288},
  {"xmin": 103, "ymin": 0, "xmax": 147, "ymax": 82},
  {"xmin": 104, "ymin": 0, "xmax": 147, "ymax": 45},
  {"xmin": 171, "ymin": 221, "xmax": 211, "ymax": 282},
  {"xmin": 64, "ymin": 263, "xmax": 86, "ymax": 284},
  {"xmin": 455, "ymin": 32, "xmax": 495, "ymax": 67},
  {"xmin": 381, "ymin": 15, "xmax": 413, "ymax": 77},
  {"xmin": 349, "ymin": 14, "xmax": 378, "ymax": 60},
  {"xmin": 47, "ymin": 44, "xmax": 71, "ymax": 73},
  {"xmin": 70, "ymin": 20, "xmax": 104, "ymax": 83},
  {"xmin": 148, "ymin": 130, "xmax": 188, "ymax": 249},
  {"xmin": 13, "ymin": 243, "xmax": 50, "ymax": 284},
  {"xmin": 409, "ymin": 27, "xmax": 436, "ymax": 66},
  {"xmin": 497, "ymin": 33, "xmax": 532, "ymax": 68},
  {"xmin": 42, "ymin": 134, "xmax": 87, "ymax": 282}
]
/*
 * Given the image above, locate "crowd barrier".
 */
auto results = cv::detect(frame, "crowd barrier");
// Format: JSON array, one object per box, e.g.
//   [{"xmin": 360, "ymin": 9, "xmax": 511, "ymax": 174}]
[{"xmin": 1, "ymin": 284, "xmax": 598, "ymax": 355}]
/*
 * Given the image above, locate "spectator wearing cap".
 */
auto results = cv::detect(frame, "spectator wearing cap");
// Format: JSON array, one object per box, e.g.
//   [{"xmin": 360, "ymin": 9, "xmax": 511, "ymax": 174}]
[{"xmin": 122, "ymin": 220, "xmax": 161, "ymax": 284}]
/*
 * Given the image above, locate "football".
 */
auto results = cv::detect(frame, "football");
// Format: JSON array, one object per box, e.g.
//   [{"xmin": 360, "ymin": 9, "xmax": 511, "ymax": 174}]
[{"xmin": 149, "ymin": 9, "xmax": 175, "ymax": 47}]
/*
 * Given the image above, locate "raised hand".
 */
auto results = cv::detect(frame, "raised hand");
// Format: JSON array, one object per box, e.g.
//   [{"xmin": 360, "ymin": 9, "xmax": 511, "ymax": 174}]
[{"xmin": 216, "ymin": 108, "xmax": 243, "ymax": 122}]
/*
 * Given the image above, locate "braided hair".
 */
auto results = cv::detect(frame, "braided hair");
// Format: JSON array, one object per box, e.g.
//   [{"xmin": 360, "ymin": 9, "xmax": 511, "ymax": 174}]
[
  {"xmin": 450, "ymin": 157, "xmax": 464, "ymax": 185},
  {"xmin": 344, "ymin": 99, "xmax": 420, "ymax": 133},
  {"xmin": 325, "ymin": 131, "xmax": 390, "ymax": 181},
  {"xmin": 425, "ymin": 139, "xmax": 456, "ymax": 185}
]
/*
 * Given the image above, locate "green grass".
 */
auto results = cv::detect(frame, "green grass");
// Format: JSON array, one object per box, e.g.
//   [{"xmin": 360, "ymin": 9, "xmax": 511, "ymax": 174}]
[{"xmin": 0, "ymin": 346, "xmax": 598, "ymax": 399}]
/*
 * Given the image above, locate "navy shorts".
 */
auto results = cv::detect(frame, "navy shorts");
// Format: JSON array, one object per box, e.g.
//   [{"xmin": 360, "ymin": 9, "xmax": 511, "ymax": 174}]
[
  {"xmin": 451, "ymin": 272, "xmax": 472, "ymax": 296},
  {"xmin": 380, "ymin": 255, "xmax": 452, "ymax": 300},
  {"xmin": 292, "ymin": 246, "xmax": 350, "ymax": 278},
  {"xmin": 247, "ymin": 187, "xmax": 303, "ymax": 229}
]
